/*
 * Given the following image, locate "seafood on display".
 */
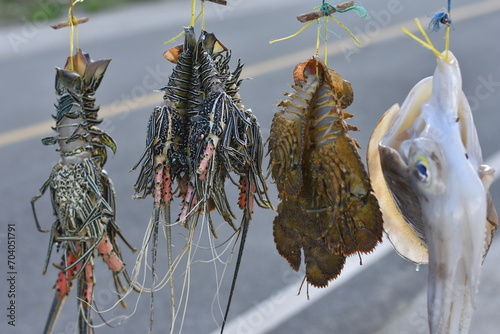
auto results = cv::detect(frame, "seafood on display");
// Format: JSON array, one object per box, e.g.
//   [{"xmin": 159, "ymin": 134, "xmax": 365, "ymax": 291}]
[
  {"xmin": 31, "ymin": 50, "xmax": 136, "ymax": 334},
  {"xmin": 268, "ymin": 56, "xmax": 383, "ymax": 288},
  {"xmin": 367, "ymin": 48, "xmax": 498, "ymax": 333},
  {"xmin": 132, "ymin": 27, "xmax": 271, "ymax": 332}
]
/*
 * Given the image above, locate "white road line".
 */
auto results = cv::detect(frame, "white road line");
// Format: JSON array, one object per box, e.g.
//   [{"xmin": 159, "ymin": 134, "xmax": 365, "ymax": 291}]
[
  {"xmin": 2, "ymin": 0, "xmax": 500, "ymax": 148},
  {"xmin": 241, "ymin": 0, "xmax": 500, "ymax": 79},
  {"xmin": 212, "ymin": 241, "xmax": 394, "ymax": 334},
  {"xmin": 0, "ymin": 92, "xmax": 160, "ymax": 148},
  {"xmin": 211, "ymin": 1, "xmax": 500, "ymax": 332},
  {"xmin": 0, "ymin": 0, "xmax": 295, "ymax": 61},
  {"xmin": 216, "ymin": 150, "xmax": 500, "ymax": 334},
  {"xmin": 1, "ymin": 0, "xmax": 498, "ymax": 333},
  {"xmin": 214, "ymin": 153, "xmax": 500, "ymax": 334}
]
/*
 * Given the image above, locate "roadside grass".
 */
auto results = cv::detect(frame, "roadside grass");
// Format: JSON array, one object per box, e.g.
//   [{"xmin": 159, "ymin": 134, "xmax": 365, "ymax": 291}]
[{"xmin": 0, "ymin": 0, "xmax": 162, "ymax": 26}]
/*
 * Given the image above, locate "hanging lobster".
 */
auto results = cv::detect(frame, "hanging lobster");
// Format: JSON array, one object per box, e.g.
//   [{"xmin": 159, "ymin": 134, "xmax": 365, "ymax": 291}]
[
  {"xmin": 268, "ymin": 56, "xmax": 383, "ymax": 287},
  {"xmin": 31, "ymin": 50, "xmax": 136, "ymax": 334},
  {"xmin": 132, "ymin": 27, "xmax": 271, "ymax": 333}
]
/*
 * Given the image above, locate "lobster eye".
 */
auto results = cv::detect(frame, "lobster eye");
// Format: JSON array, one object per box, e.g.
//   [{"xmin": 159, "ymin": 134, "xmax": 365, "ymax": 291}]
[{"xmin": 415, "ymin": 159, "xmax": 429, "ymax": 183}]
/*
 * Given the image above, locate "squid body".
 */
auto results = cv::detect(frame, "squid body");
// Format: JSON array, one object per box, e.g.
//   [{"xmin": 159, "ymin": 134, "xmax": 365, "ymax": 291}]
[{"xmin": 367, "ymin": 51, "xmax": 497, "ymax": 333}]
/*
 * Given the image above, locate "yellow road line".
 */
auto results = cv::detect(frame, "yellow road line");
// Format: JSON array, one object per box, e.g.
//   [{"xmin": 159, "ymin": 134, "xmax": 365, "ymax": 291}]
[
  {"xmin": 1, "ymin": 0, "xmax": 498, "ymax": 148},
  {"xmin": 242, "ymin": 0, "xmax": 500, "ymax": 79},
  {"xmin": 0, "ymin": 93, "xmax": 161, "ymax": 148}
]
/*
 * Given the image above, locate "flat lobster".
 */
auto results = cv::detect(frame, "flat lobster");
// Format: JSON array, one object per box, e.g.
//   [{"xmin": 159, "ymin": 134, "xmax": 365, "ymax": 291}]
[
  {"xmin": 268, "ymin": 56, "xmax": 383, "ymax": 287},
  {"xmin": 31, "ymin": 50, "xmax": 136, "ymax": 334}
]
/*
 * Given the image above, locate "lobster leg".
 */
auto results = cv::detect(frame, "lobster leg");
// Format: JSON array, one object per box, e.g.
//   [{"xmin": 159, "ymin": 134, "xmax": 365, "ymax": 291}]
[
  {"xmin": 197, "ymin": 136, "xmax": 219, "ymax": 179},
  {"xmin": 77, "ymin": 254, "xmax": 95, "ymax": 334},
  {"xmin": 178, "ymin": 179, "xmax": 198, "ymax": 225},
  {"xmin": 31, "ymin": 177, "xmax": 51, "ymax": 233},
  {"xmin": 97, "ymin": 234, "xmax": 128, "ymax": 307},
  {"xmin": 43, "ymin": 250, "xmax": 79, "ymax": 334}
]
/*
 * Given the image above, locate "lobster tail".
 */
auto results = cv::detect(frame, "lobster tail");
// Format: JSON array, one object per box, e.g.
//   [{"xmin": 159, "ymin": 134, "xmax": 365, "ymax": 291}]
[
  {"xmin": 64, "ymin": 49, "xmax": 111, "ymax": 94},
  {"xmin": 269, "ymin": 56, "xmax": 383, "ymax": 287},
  {"xmin": 55, "ymin": 68, "xmax": 83, "ymax": 95}
]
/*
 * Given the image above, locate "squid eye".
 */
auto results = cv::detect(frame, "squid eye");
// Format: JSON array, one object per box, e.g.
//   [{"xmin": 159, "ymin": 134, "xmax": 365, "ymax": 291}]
[{"xmin": 415, "ymin": 160, "xmax": 429, "ymax": 183}]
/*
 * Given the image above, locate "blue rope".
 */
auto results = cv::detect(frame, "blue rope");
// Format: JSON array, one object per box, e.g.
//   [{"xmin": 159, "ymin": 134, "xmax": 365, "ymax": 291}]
[
  {"xmin": 337, "ymin": 5, "xmax": 368, "ymax": 19},
  {"xmin": 321, "ymin": 3, "xmax": 334, "ymax": 17},
  {"xmin": 429, "ymin": 11, "xmax": 451, "ymax": 32},
  {"xmin": 429, "ymin": 0, "xmax": 452, "ymax": 32},
  {"xmin": 319, "ymin": 2, "xmax": 369, "ymax": 19},
  {"xmin": 319, "ymin": 19, "xmax": 342, "ymax": 41}
]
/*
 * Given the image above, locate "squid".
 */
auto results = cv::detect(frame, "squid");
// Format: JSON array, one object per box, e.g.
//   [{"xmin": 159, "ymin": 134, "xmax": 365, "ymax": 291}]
[{"xmin": 367, "ymin": 49, "xmax": 498, "ymax": 333}]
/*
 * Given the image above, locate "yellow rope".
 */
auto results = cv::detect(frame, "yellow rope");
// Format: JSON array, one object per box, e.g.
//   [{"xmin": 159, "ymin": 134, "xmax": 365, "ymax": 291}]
[
  {"xmin": 269, "ymin": 3, "xmax": 364, "ymax": 66},
  {"xmin": 201, "ymin": 0, "xmax": 206, "ymax": 30},
  {"xmin": 415, "ymin": 18, "xmax": 433, "ymax": 49},
  {"xmin": 190, "ymin": 0, "xmax": 196, "ymax": 27},
  {"xmin": 445, "ymin": 24, "xmax": 450, "ymax": 62},
  {"xmin": 269, "ymin": 20, "xmax": 314, "ymax": 44},
  {"xmin": 164, "ymin": 3, "xmax": 203, "ymax": 45},
  {"xmin": 401, "ymin": 28, "xmax": 440, "ymax": 58},
  {"xmin": 324, "ymin": 16, "xmax": 328, "ymax": 65},
  {"xmin": 164, "ymin": 30, "xmax": 186, "ymax": 45},
  {"xmin": 315, "ymin": 19, "xmax": 321, "ymax": 55},
  {"xmin": 401, "ymin": 17, "xmax": 450, "ymax": 62},
  {"xmin": 68, "ymin": 0, "xmax": 84, "ymax": 70},
  {"xmin": 329, "ymin": 15, "xmax": 362, "ymax": 46}
]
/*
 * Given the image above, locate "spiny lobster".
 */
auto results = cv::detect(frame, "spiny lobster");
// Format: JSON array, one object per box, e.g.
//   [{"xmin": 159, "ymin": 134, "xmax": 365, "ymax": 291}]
[
  {"xmin": 31, "ymin": 50, "xmax": 136, "ymax": 334},
  {"xmin": 132, "ymin": 27, "xmax": 271, "ymax": 333}
]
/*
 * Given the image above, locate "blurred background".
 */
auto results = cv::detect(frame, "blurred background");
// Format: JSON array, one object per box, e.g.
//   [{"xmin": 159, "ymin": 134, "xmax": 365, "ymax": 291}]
[{"xmin": 1, "ymin": 0, "xmax": 500, "ymax": 333}]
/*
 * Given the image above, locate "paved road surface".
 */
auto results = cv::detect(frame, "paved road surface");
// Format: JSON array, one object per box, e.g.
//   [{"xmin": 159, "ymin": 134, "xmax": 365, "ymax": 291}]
[{"xmin": 1, "ymin": 0, "xmax": 500, "ymax": 333}]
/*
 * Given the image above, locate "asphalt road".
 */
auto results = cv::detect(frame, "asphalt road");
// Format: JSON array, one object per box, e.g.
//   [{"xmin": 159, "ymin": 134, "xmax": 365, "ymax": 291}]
[{"xmin": 1, "ymin": 0, "xmax": 500, "ymax": 333}]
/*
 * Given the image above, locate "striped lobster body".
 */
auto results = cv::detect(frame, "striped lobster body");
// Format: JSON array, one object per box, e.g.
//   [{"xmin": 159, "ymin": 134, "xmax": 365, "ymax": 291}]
[
  {"xmin": 179, "ymin": 30, "xmax": 257, "ymax": 226},
  {"xmin": 32, "ymin": 50, "xmax": 135, "ymax": 334},
  {"xmin": 269, "ymin": 56, "xmax": 383, "ymax": 287},
  {"xmin": 132, "ymin": 28, "xmax": 271, "ymax": 333},
  {"xmin": 133, "ymin": 28, "xmax": 197, "ymax": 205}
]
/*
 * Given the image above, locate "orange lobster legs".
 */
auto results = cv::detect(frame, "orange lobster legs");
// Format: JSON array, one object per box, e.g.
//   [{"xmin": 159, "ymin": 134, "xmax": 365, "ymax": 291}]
[{"xmin": 44, "ymin": 251, "xmax": 78, "ymax": 334}]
